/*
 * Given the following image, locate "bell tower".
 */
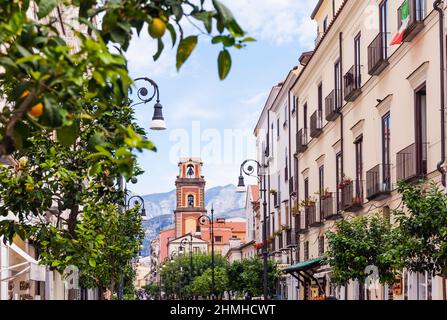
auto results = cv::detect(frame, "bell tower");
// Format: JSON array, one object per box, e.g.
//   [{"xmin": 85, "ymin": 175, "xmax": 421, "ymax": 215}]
[{"xmin": 174, "ymin": 158, "xmax": 207, "ymax": 238}]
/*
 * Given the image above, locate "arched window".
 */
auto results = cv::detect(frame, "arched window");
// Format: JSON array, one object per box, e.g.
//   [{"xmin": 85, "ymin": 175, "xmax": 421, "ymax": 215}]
[
  {"xmin": 186, "ymin": 164, "xmax": 195, "ymax": 178},
  {"xmin": 187, "ymin": 195, "xmax": 194, "ymax": 208}
]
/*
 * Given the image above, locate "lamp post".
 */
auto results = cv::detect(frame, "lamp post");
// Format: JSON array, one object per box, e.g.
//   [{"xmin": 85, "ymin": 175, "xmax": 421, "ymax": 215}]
[
  {"xmin": 236, "ymin": 159, "xmax": 269, "ymax": 300},
  {"xmin": 197, "ymin": 205, "xmax": 223, "ymax": 299},
  {"xmin": 180, "ymin": 234, "xmax": 193, "ymax": 288},
  {"xmin": 116, "ymin": 77, "xmax": 166, "ymax": 300}
]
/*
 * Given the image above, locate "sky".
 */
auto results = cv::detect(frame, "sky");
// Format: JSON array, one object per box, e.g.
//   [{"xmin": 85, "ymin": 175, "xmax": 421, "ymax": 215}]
[{"xmin": 126, "ymin": 0, "xmax": 318, "ymax": 196}]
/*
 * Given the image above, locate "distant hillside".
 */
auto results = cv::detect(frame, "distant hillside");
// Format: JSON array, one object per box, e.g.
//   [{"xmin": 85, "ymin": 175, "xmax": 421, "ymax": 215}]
[{"xmin": 138, "ymin": 184, "xmax": 246, "ymax": 257}]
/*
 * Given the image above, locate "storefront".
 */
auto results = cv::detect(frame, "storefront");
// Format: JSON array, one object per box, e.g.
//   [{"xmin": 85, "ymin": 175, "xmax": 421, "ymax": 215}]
[
  {"xmin": 0, "ymin": 240, "xmax": 46, "ymax": 300},
  {"xmin": 283, "ymin": 258, "xmax": 325, "ymax": 300}
]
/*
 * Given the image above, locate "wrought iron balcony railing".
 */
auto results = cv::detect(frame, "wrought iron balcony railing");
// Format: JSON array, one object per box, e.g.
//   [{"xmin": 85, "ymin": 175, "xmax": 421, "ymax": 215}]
[
  {"xmin": 344, "ymin": 65, "xmax": 362, "ymax": 102},
  {"xmin": 368, "ymin": 32, "xmax": 389, "ymax": 76},
  {"xmin": 310, "ymin": 110, "xmax": 323, "ymax": 139},
  {"xmin": 396, "ymin": 143, "xmax": 428, "ymax": 182},
  {"xmin": 366, "ymin": 164, "xmax": 392, "ymax": 201},
  {"xmin": 339, "ymin": 180, "xmax": 364, "ymax": 213},
  {"xmin": 325, "ymin": 89, "xmax": 341, "ymax": 121},
  {"xmin": 297, "ymin": 129, "xmax": 308, "ymax": 153}
]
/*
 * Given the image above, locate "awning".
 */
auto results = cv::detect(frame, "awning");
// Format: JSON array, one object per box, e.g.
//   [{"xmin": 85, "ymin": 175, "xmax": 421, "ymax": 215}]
[
  {"xmin": 1, "ymin": 243, "xmax": 46, "ymax": 282},
  {"xmin": 283, "ymin": 257, "xmax": 323, "ymax": 273}
]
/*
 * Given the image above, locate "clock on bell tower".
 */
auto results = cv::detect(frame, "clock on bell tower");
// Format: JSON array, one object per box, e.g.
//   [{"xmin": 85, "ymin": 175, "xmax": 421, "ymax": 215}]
[{"xmin": 174, "ymin": 158, "xmax": 207, "ymax": 238}]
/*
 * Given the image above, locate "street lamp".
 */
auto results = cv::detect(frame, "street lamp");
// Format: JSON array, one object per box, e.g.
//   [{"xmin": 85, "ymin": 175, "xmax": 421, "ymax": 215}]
[
  {"xmin": 131, "ymin": 77, "xmax": 166, "ymax": 130},
  {"xmin": 126, "ymin": 195, "xmax": 147, "ymax": 217},
  {"xmin": 116, "ymin": 77, "xmax": 166, "ymax": 300},
  {"xmin": 197, "ymin": 205, "xmax": 224, "ymax": 300},
  {"xmin": 236, "ymin": 159, "xmax": 269, "ymax": 300}
]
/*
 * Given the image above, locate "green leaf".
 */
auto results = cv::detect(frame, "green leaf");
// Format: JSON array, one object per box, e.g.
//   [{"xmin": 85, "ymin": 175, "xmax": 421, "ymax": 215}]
[
  {"xmin": 89, "ymin": 258, "xmax": 96, "ymax": 268},
  {"xmin": 176, "ymin": 36, "xmax": 198, "ymax": 71},
  {"xmin": 12, "ymin": 120, "xmax": 30, "ymax": 150},
  {"xmin": 167, "ymin": 24, "xmax": 177, "ymax": 48},
  {"xmin": 212, "ymin": 0, "xmax": 234, "ymax": 24},
  {"xmin": 218, "ymin": 49, "xmax": 231, "ymax": 80},
  {"xmin": 40, "ymin": 96, "xmax": 63, "ymax": 128},
  {"xmin": 153, "ymin": 38, "xmax": 164, "ymax": 61},
  {"xmin": 192, "ymin": 12, "xmax": 213, "ymax": 33},
  {"xmin": 241, "ymin": 37, "xmax": 256, "ymax": 43},
  {"xmin": 56, "ymin": 122, "xmax": 79, "ymax": 147},
  {"xmin": 37, "ymin": 0, "xmax": 58, "ymax": 19}
]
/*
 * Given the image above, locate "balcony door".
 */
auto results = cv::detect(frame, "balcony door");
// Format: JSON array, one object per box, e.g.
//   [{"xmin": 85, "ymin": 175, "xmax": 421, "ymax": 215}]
[
  {"xmin": 415, "ymin": 85, "xmax": 427, "ymax": 176},
  {"xmin": 379, "ymin": 0, "xmax": 388, "ymax": 59},
  {"xmin": 334, "ymin": 60, "xmax": 342, "ymax": 109}
]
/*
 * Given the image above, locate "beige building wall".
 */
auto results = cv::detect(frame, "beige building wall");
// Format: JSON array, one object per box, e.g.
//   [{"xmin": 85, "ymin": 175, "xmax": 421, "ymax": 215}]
[{"xmin": 255, "ymin": 0, "xmax": 447, "ymax": 300}]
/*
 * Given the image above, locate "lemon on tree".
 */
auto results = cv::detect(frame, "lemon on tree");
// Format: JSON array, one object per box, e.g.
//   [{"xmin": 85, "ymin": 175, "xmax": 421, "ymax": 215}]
[{"xmin": 149, "ymin": 18, "xmax": 166, "ymax": 38}]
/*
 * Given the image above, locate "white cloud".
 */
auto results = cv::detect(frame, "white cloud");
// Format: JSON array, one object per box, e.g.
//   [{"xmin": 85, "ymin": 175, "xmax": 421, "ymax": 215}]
[
  {"xmin": 241, "ymin": 90, "xmax": 269, "ymax": 106},
  {"xmin": 222, "ymin": 0, "xmax": 318, "ymax": 48}
]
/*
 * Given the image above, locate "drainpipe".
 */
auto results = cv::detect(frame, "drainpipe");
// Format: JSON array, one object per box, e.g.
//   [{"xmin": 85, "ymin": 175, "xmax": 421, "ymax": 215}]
[
  {"xmin": 434, "ymin": 0, "xmax": 446, "ymax": 188},
  {"xmin": 434, "ymin": 0, "xmax": 447, "ymax": 302},
  {"xmin": 338, "ymin": 32, "xmax": 344, "ymax": 177}
]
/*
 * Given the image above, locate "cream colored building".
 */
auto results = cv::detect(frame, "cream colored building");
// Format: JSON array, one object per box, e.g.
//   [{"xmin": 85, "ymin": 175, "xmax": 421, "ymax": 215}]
[{"xmin": 255, "ymin": 0, "xmax": 447, "ymax": 300}]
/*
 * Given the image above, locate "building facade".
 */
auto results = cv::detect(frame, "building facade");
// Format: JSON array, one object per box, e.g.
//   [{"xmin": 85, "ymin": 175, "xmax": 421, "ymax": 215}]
[{"xmin": 255, "ymin": 0, "xmax": 447, "ymax": 300}]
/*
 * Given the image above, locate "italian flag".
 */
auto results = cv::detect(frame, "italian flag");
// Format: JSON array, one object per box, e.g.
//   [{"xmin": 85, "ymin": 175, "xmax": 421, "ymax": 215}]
[{"xmin": 390, "ymin": 0, "xmax": 410, "ymax": 45}]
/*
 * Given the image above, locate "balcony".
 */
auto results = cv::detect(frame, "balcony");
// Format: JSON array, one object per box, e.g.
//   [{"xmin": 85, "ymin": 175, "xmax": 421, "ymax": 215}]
[
  {"xmin": 398, "ymin": 0, "xmax": 425, "ymax": 43},
  {"xmin": 306, "ymin": 203, "xmax": 322, "ymax": 228},
  {"xmin": 320, "ymin": 192, "xmax": 340, "ymax": 220},
  {"xmin": 297, "ymin": 129, "xmax": 308, "ymax": 153},
  {"xmin": 310, "ymin": 110, "xmax": 323, "ymax": 139},
  {"xmin": 286, "ymin": 229, "xmax": 297, "ymax": 247},
  {"xmin": 278, "ymin": 233, "xmax": 283, "ymax": 250},
  {"xmin": 340, "ymin": 180, "xmax": 364, "ymax": 213},
  {"xmin": 296, "ymin": 212, "xmax": 309, "ymax": 234},
  {"xmin": 344, "ymin": 65, "xmax": 362, "ymax": 102},
  {"xmin": 368, "ymin": 32, "xmax": 389, "ymax": 76},
  {"xmin": 325, "ymin": 89, "xmax": 341, "ymax": 121},
  {"xmin": 396, "ymin": 143, "xmax": 428, "ymax": 182},
  {"xmin": 366, "ymin": 164, "xmax": 392, "ymax": 201}
]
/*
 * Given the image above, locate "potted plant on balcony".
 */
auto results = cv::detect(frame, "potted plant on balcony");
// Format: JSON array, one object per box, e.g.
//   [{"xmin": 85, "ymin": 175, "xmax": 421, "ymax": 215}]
[
  {"xmin": 338, "ymin": 175, "xmax": 352, "ymax": 189},
  {"xmin": 300, "ymin": 196, "xmax": 317, "ymax": 208},
  {"xmin": 269, "ymin": 189, "xmax": 278, "ymax": 195},
  {"xmin": 281, "ymin": 225, "xmax": 291, "ymax": 232},
  {"xmin": 273, "ymin": 230, "xmax": 282, "ymax": 237},
  {"xmin": 352, "ymin": 196, "xmax": 363, "ymax": 206},
  {"xmin": 316, "ymin": 188, "xmax": 332, "ymax": 200}
]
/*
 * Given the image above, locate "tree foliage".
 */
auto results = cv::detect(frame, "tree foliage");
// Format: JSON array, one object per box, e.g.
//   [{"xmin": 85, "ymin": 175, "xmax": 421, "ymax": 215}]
[
  {"xmin": 160, "ymin": 252, "xmax": 227, "ymax": 298},
  {"xmin": 0, "ymin": 100, "xmax": 145, "ymax": 293},
  {"xmin": 325, "ymin": 214, "xmax": 398, "ymax": 286},
  {"xmin": 226, "ymin": 258, "xmax": 279, "ymax": 297},
  {"xmin": 0, "ymin": 0, "xmax": 251, "ymax": 159},
  {"xmin": 393, "ymin": 181, "xmax": 447, "ymax": 277}
]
